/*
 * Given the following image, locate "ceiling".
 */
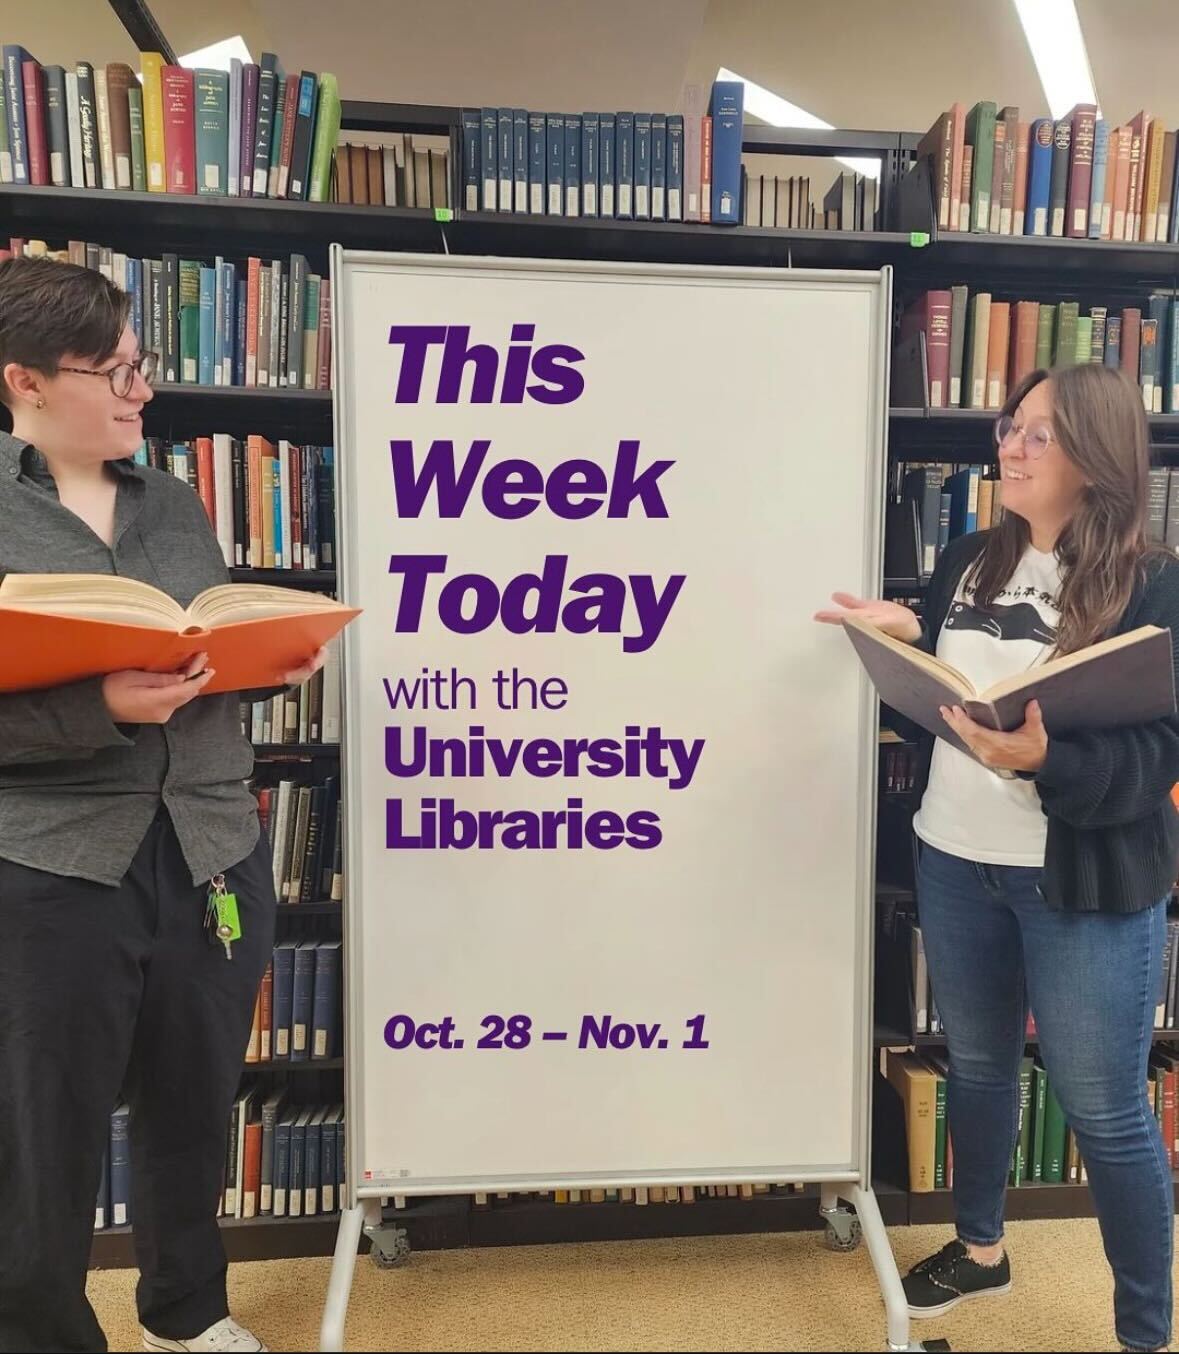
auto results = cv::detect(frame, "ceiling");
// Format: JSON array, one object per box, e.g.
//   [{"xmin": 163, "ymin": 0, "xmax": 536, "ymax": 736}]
[{"xmin": 14, "ymin": 0, "xmax": 1179, "ymax": 137}]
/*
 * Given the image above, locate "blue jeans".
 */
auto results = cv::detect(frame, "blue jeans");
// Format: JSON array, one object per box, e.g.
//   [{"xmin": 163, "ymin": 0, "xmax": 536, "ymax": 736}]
[{"xmin": 915, "ymin": 840, "xmax": 1174, "ymax": 1352}]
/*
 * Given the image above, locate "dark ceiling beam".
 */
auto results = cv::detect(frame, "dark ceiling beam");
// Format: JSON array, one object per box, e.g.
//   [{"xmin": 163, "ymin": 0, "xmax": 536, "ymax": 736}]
[{"xmin": 106, "ymin": 0, "xmax": 177, "ymax": 63}]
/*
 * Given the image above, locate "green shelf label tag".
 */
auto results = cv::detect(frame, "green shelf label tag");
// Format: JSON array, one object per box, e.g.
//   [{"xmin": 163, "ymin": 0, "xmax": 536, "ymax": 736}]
[
  {"xmin": 434, "ymin": 207, "xmax": 454, "ymax": 223},
  {"xmin": 909, "ymin": 231, "xmax": 931, "ymax": 248}
]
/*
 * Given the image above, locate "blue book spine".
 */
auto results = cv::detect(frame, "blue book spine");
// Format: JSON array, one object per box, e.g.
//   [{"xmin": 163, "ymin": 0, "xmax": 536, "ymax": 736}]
[
  {"xmin": 546, "ymin": 113, "xmax": 564, "ymax": 215},
  {"xmin": 129, "ymin": 259, "xmax": 144, "ymax": 348},
  {"xmin": 1171, "ymin": 135, "xmax": 1179, "ymax": 244},
  {"xmin": 133, "ymin": 444, "xmax": 149, "ymax": 466},
  {"xmin": 633, "ymin": 112, "xmax": 652, "ymax": 219},
  {"xmin": 109, "ymin": 1104, "xmax": 131, "ymax": 1227},
  {"xmin": 272, "ymin": 454, "xmax": 282, "ymax": 568},
  {"xmin": 937, "ymin": 492, "xmax": 951, "ymax": 551},
  {"xmin": 212, "ymin": 257, "xmax": 224, "ymax": 383},
  {"xmin": 1025, "ymin": 118, "xmax": 1054, "ymax": 235},
  {"xmin": 461, "ymin": 108, "xmax": 480, "ymax": 212},
  {"xmin": 321, "ymin": 1121, "xmax": 338, "ymax": 1212},
  {"xmin": 599, "ymin": 112, "xmax": 615, "ymax": 217},
  {"xmin": 3, "ymin": 46, "xmax": 32, "ymax": 184},
  {"xmin": 527, "ymin": 112, "xmax": 546, "ymax": 214},
  {"xmin": 581, "ymin": 112, "xmax": 599, "ymax": 217},
  {"xmin": 1170, "ymin": 299, "xmax": 1179, "ymax": 412},
  {"xmin": 497, "ymin": 108, "xmax": 513, "ymax": 212},
  {"xmin": 666, "ymin": 114, "xmax": 684, "ymax": 221},
  {"xmin": 271, "ymin": 941, "xmax": 297, "ymax": 1059},
  {"xmin": 512, "ymin": 108, "xmax": 528, "ymax": 212},
  {"xmin": 235, "ymin": 278, "xmax": 247, "ymax": 386},
  {"xmin": 615, "ymin": 112, "xmax": 634, "ymax": 219},
  {"xmin": 291, "ymin": 940, "xmax": 318, "ymax": 1061},
  {"xmin": 198, "ymin": 267, "xmax": 216, "ymax": 386},
  {"xmin": 1088, "ymin": 119, "xmax": 1109, "ymax": 239},
  {"xmin": 480, "ymin": 108, "xmax": 497, "ymax": 210},
  {"xmin": 305, "ymin": 1120, "xmax": 322, "ymax": 1215},
  {"xmin": 273, "ymin": 1116, "xmax": 294, "ymax": 1216},
  {"xmin": 564, "ymin": 113, "xmax": 581, "ymax": 216},
  {"xmin": 1104, "ymin": 314, "xmax": 1122, "ymax": 367},
  {"xmin": 650, "ymin": 113, "xmax": 667, "ymax": 221},
  {"xmin": 708, "ymin": 81, "xmax": 744, "ymax": 225},
  {"xmin": 220, "ymin": 263, "xmax": 235, "ymax": 386},
  {"xmin": 311, "ymin": 941, "xmax": 342, "ymax": 1059},
  {"xmin": 289, "ymin": 1116, "xmax": 308, "ymax": 1215}
]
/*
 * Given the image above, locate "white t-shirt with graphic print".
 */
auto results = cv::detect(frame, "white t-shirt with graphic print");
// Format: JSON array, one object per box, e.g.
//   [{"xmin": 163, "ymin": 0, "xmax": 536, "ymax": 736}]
[{"xmin": 913, "ymin": 544, "xmax": 1063, "ymax": 866}]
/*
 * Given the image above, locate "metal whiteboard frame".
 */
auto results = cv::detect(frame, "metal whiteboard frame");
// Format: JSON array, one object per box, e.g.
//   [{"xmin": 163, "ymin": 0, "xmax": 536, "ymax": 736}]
[{"xmin": 320, "ymin": 250, "xmax": 927, "ymax": 1352}]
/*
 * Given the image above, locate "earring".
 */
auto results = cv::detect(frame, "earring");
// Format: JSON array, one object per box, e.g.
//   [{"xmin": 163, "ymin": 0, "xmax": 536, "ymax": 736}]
[{"xmin": 35, "ymin": 398, "xmax": 44, "ymax": 409}]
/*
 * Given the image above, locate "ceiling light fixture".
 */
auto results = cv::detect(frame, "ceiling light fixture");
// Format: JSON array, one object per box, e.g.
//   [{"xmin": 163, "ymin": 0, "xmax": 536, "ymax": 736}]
[
  {"xmin": 716, "ymin": 66, "xmax": 880, "ymax": 180},
  {"xmin": 1011, "ymin": 0, "xmax": 1099, "ymax": 118}
]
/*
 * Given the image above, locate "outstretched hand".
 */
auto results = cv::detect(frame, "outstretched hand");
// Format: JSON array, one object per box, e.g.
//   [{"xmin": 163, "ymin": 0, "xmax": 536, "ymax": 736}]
[{"xmin": 813, "ymin": 592, "xmax": 923, "ymax": 644}]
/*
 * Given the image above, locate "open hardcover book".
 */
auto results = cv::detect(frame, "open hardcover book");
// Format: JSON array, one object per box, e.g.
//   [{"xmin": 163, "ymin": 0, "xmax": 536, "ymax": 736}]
[
  {"xmin": 841, "ymin": 614, "xmax": 1176, "ymax": 747},
  {"xmin": 0, "ymin": 574, "xmax": 361, "ymax": 695}
]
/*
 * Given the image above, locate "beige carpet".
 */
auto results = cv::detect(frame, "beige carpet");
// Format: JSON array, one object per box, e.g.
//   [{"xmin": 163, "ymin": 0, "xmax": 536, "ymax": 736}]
[{"xmin": 88, "ymin": 1217, "xmax": 1173, "ymax": 1352}]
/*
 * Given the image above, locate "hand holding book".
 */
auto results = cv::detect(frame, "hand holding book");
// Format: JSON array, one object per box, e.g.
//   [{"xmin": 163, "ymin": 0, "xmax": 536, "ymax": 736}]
[{"xmin": 939, "ymin": 698, "xmax": 1048, "ymax": 772}]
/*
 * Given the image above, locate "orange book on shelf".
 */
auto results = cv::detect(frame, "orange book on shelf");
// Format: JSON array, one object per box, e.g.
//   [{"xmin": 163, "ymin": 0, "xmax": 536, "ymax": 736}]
[{"xmin": 0, "ymin": 574, "xmax": 359, "ymax": 696}]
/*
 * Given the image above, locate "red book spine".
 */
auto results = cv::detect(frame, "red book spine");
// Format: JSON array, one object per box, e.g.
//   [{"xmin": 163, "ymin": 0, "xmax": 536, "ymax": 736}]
[
  {"xmin": 21, "ymin": 61, "xmax": 48, "ymax": 186},
  {"xmin": 700, "ymin": 116, "xmax": 712, "ymax": 224},
  {"xmin": 195, "ymin": 437, "xmax": 216, "ymax": 528},
  {"xmin": 161, "ymin": 65, "xmax": 196, "ymax": 194}
]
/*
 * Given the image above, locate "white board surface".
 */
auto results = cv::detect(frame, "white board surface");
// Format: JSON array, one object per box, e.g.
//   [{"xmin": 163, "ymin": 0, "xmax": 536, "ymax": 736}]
[{"xmin": 332, "ymin": 251, "xmax": 890, "ymax": 1195}]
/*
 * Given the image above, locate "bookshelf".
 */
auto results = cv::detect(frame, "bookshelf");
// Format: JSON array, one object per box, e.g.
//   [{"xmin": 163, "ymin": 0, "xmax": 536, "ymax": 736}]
[{"xmin": 9, "ymin": 58, "xmax": 1174, "ymax": 1258}]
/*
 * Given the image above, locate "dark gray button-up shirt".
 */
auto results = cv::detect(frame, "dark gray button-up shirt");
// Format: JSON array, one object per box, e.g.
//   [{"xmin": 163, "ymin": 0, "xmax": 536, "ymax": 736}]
[{"xmin": 0, "ymin": 430, "xmax": 268, "ymax": 886}]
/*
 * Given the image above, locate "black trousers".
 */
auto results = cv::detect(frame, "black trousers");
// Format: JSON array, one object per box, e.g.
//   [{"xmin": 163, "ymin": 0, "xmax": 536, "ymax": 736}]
[{"xmin": 0, "ymin": 809, "xmax": 276, "ymax": 1353}]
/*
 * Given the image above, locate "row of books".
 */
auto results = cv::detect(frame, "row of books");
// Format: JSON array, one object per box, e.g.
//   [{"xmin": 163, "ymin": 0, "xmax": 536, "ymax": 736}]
[
  {"xmin": 94, "ymin": 1104, "xmax": 130, "ymax": 1228},
  {"xmin": 917, "ymin": 100, "xmax": 1179, "ymax": 243},
  {"xmin": 0, "ymin": 46, "xmax": 340, "ymax": 201},
  {"xmin": 242, "ymin": 939, "xmax": 342, "ymax": 1065},
  {"xmin": 450, "ymin": 1183, "xmax": 810, "ymax": 1210},
  {"xmin": 137, "ymin": 436, "xmax": 336, "ymax": 572},
  {"xmin": 742, "ymin": 169, "xmax": 878, "ymax": 232},
  {"xmin": 887, "ymin": 1043, "xmax": 1179, "ymax": 1192},
  {"xmin": 881, "ymin": 745, "xmax": 919, "ymax": 794},
  {"xmin": 899, "ymin": 289, "xmax": 1179, "ymax": 413},
  {"xmin": 255, "ymin": 777, "xmax": 344, "ymax": 905},
  {"xmin": 460, "ymin": 81, "xmax": 744, "ymax": 224},
  {"xmin": 240, "ymin": 667, "xmax": 341, "ymax": 748},
  {"xmin": 334, "ymin": 136, "xmax": 450, "ymax": 209},
  {"xmin": 892, "ymin": 460, "xmax": 1002, "ymax": 580},
  {"xmin": 221, "ymin": 1091, "xmax": 344, "ymax": 1221},
  {"xmin": 2, "ymin": 239, "xmax": 334, "ymax": 393}
]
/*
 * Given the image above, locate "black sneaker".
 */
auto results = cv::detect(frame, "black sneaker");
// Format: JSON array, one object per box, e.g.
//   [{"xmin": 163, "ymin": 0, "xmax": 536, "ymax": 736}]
[{"xmin": 903, "ymin": 1239, "xmax": 1013, "ymax": 1318}]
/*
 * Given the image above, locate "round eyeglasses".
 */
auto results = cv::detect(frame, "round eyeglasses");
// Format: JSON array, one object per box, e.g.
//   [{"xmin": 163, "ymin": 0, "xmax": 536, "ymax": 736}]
[
  {"xmin": 994, "ymin": 413, "xmax": 1055, "ymax": 459},
  {"xmin": 57, "ymin": 351, "xmax": 160, "ymax": 398}
]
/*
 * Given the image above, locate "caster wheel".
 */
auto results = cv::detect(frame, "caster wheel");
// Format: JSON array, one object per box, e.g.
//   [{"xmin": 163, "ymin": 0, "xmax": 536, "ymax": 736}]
[
  {"xmin": 370, "ymin": 1234, "xmax": 411, "ymax": 1268},
  {"xmin": 823, "ymin": 1216, "xmax": 862, "ymax": 1252}
]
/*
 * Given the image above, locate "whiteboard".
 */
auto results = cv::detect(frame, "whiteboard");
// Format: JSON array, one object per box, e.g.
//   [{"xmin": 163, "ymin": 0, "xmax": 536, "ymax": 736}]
[{"xmin": 331, "ymin": 250, "xmax": 890, "ymax": 1196}]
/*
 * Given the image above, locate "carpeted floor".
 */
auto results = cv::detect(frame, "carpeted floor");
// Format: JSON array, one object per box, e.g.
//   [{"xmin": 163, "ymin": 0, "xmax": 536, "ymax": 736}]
[{"xmin": 88, "ymin": 1217, "xmax": 1173, "ymax": 1352}]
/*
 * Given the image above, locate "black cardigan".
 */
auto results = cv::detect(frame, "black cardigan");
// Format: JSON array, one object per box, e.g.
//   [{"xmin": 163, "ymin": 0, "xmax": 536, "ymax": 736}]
[{"xmin": 901, "ymin": 531, "xmax": 1179, "ymax": 913}]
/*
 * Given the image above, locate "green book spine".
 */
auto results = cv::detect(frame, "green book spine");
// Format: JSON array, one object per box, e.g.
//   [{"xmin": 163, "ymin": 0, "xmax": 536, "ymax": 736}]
[
  {"xmin": 194, "ymin": 68, "xmax": 229, "ymax": 196},
  {"xmin": 1042, "ymin": 1078, "xmax": 1067, "ymax": 1183},
  {"xmin": 1035, "ymin": 304, "xmax": 1056, "ymax": 369},
  {"xmin": 180, "ymin": 305, "xmax": 200, "ymax": 385},
  {"xmin": 933, "ymin": 1071, "xmax": 947, "ymax": 1189},
  {"xmin": 966, "ymin": 101, "xmax": 997, "ymax": 233},
  {"xmin": 1075, "ymin": 315, "xmax": 1093, "ymax": 366},
  {"xmin": 128, "ymin": 86, "xmax": 146, "ymax": 192},
  {"xmin": 1055, "ymin": 301, "xmax": 1080, "ymax": 366},
  {"xmin": 302, "ymin": 273, "xmax": 320, "ymax": 390},
  {"xmin": 1031, "ymin": 1061, "xmax": 1048, "ymax": 1182},
  {"xmin": 308, "ymin": 73, "xmax": 341, "ymax": 203},
  {"xmin": 179, "ymin": 258, "xmax": 201, "ymax": 308}
]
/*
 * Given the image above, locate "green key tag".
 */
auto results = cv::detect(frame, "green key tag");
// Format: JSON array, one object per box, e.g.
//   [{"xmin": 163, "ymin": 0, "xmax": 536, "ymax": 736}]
[{"xmin": 214, "ymin": 892, "xmax": 242, "ymax": 942}]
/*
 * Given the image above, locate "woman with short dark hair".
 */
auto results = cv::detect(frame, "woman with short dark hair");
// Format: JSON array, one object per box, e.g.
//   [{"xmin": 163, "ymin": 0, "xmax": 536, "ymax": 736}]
[{"xmin": 0, "ymin": 256, "xmax": 324, "ymax": 1354}]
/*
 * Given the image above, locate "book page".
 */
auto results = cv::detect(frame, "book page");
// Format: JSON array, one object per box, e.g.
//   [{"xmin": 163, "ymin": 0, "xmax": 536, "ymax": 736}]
[
  {"xmin": 188, "ymin": 583, "xmax": 350, "ymax": 628},
  {"xmin": 0, "ymin": 573, "xmax": 184, "ymax": 629}
]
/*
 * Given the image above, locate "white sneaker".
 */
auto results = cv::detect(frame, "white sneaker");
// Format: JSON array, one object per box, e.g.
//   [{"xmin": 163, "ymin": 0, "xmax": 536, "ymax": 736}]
[{"xmin": 142, "ymin": 1316, "xmax": 268, "ymax": 1352}]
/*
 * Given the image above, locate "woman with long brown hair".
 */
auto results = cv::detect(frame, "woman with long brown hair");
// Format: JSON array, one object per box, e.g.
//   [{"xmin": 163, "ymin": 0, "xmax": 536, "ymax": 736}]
[{"xmin": 817, "ymin": 364, "xmax": 1179, "ymax": 1353}]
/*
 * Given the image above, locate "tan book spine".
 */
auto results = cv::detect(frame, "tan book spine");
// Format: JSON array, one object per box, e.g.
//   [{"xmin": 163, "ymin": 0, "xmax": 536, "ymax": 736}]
[{"xmin": 986, "ymin": 301, "xmax": 1011, "ymax": 409}]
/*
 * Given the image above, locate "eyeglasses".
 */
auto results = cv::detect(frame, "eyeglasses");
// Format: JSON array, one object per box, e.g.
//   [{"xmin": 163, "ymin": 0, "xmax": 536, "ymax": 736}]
[
  {"xmin": 994, "ymin": 414, "xmax": 1056, "ymax": 459},
  {"xmin": 57, "ymin": 351, "xmax": 159, "ymax": 398}
]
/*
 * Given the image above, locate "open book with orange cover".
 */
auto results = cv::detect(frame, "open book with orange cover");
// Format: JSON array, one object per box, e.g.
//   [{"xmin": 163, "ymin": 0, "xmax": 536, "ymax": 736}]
[{"xmin": 0, "ymin": 574, "xmax": 361, "ymax": 696}]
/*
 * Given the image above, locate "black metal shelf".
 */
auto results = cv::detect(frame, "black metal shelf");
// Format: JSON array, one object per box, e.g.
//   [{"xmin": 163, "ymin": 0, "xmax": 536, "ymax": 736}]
[
  {"xmin": 245, "ymin": 1057, "xmax": 345, "ymax": 1072},
  {"xmin": 276, "ymin": 901, "xmax": 342, "ymax": 915},
  {"xmin": 874, "ymin": 1023, "xmax": 1179, "ymax": 1049},
  {"xmin": 229, "ymin": 570, "xmax": 336, "ymax": 588},
  {"xmin": 252, "ymin": 742, "xmax": 341, "ymax": 758},
  {"xmin": 889, "ymin": 407, "xmax": 1179, "ymax": 457},
  {"xmin": 907, "ymin": 1173, "xmax": 1179, "ymax": 1226},
  {"xmin": 904, "ymin": 228, "xmax": 1179, "ymax": 286}
]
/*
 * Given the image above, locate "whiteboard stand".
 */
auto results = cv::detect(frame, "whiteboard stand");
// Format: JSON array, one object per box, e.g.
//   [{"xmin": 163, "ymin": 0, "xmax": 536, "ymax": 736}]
[
  {"xmin": 319, "ymin": 1189, "xmax": 934, "ymax": 1353},
  {"xmin": 317, "ymin": 250, "xmax": 948, "ymax": 1354}
]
